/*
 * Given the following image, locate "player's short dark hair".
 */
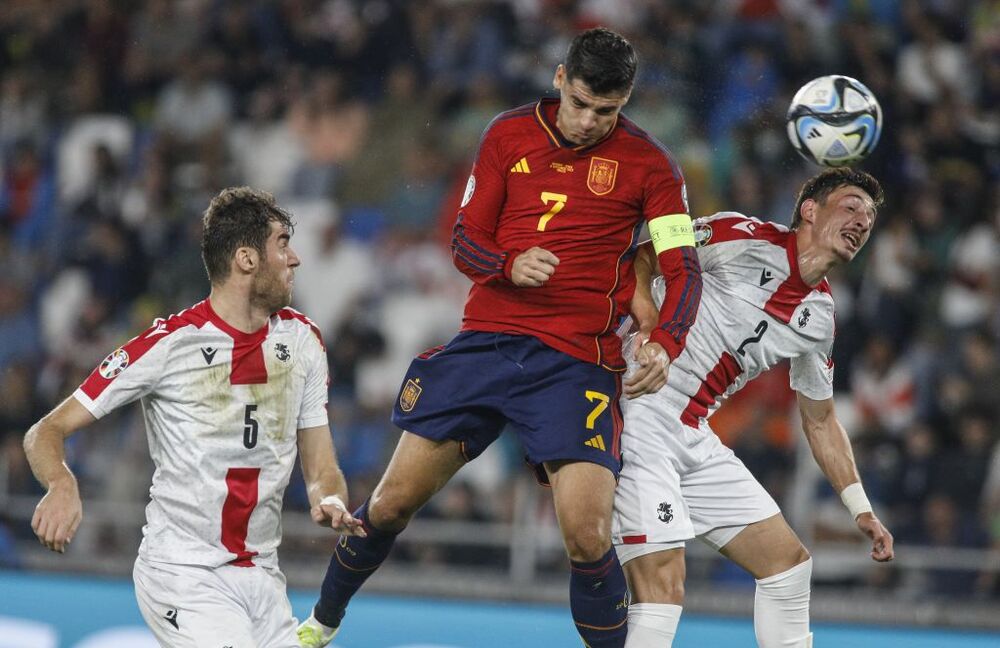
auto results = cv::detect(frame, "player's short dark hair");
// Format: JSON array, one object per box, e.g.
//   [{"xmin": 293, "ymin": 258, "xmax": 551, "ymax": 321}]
[
  {"xmin": 201, "ymin": 187, "xmax": 293, "ymax": 284},
  {"xmin": 790, "ymin": 167, "xmax": 884, "ymax": 229},
  {"xmin": 564, "ymin": 27, "xmax": 637, "ymax": 96}
]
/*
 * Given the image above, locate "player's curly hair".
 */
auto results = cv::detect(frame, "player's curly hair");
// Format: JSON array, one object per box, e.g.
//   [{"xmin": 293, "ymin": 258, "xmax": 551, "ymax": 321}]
[
  {"xmin": 201, "ymin": 186, "xmax": 294, "ymax": 284},
  {"xmin": 565, "ymin": 27, "xmax": 637, "ymax": 96},
  {"xmin": 791, "ymin": 167, "xmax": 884, "ymax": 229}
]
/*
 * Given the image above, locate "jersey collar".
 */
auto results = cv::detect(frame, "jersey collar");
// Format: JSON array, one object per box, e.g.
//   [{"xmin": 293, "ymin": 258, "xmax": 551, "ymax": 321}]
[
  {"xmin": 534, "ymin": 98, "xmax": 617, "ymax": 152},
  {"xmin": 201, "ymin": 298, "xmax": 270, "ymax": 345}
]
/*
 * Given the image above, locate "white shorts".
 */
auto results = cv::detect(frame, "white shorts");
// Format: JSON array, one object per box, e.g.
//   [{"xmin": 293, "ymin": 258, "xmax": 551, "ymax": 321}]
[
  {"xmin": 133, "ymin": 555, "xmax": 298, "ymax": 647},
  {"xmin": 612, "ymin": 396, "xmax": 780, "ymax": 564}
]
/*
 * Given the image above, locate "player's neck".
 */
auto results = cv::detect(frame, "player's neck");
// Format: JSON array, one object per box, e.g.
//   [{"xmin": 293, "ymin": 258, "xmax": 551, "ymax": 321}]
[
  {"xmin": 208, "ymin": 287, "xmax": 271, "ymax": 333},
  {"xmin": 795, "ymin": 229, "xmax": 838, "ymax": 287}
]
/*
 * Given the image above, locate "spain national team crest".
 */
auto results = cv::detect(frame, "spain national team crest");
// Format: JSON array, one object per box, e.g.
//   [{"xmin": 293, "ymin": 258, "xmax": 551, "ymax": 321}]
[
  {"xmin": 399, "ymin": 378, "xmax": 422, "ymax": 412},
  {"xmin": 99, "ymin": 348, "xmax": 130, "ymax": 379},
  {"xmin": 587, "ymin": 157, "xmax": 618, "ymax": 195}
]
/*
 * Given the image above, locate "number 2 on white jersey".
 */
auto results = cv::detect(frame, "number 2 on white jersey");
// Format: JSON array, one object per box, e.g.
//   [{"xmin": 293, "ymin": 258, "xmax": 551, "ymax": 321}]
[{"xmin": 537, "ymin": 192, "xmax": 568, "ymax": 231}]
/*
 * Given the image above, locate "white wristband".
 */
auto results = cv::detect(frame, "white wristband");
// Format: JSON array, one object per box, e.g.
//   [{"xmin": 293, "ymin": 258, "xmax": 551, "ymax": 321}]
[
  {"xmin": 319, "ymin": 495, "xmax": 347, "ymax": 511},
  {"xmin": 839, "ymin": 482, "xmax": 872, "ymax": 519}
]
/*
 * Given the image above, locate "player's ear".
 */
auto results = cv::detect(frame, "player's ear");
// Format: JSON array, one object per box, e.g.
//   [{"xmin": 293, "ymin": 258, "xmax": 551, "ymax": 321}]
[
  {"xmin": 799, "ymin": 199, "xmax": 818, "ymax": 227},
  {"xmin": 233, "ymin": 246, "xmax": 259, "ymax": 274},
  {"xmin": 553, "ymin": 64, "xmax": 565, "ymax": 91}
]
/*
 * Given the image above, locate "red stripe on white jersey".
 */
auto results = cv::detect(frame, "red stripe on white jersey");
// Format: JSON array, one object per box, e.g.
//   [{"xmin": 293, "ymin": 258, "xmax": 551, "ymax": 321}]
[
  {"xmin": 79, "ymin": 313, "xmax": 195, "ymax": 401},
  {"xmin": 680, "ymin": 351, "xmax": 743, "ymax": 429},
  {"xmin": 221, "ymin": 467, "xmax": 261, "ymax": 567},
  {"xmin": 277, "ymin": 307, "xmax": 326, "ymax": 350},
  {"xmin": 762, "ymin": 233, "xmax": 831, "ymax": 323}
]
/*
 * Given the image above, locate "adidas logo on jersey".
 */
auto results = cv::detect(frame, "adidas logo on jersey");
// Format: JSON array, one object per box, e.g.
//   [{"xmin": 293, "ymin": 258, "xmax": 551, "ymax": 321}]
[
  {"xmin": 510, "ymin": 157, "xmax": 531, "ymax": 173},
  {"xmin": 584, "ymin": 434, "xmax": 606, "ymax": 451}
]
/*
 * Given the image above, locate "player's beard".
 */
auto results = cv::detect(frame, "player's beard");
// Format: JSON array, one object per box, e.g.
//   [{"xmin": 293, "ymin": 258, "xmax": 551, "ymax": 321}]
[{"xmin": 250, "ymin": 260, "xmax": 292, "ymax": 314}]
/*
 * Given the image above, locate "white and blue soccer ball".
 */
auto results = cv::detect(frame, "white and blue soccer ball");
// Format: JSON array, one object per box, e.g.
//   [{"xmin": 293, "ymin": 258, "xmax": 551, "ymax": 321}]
[{"xmin": 786, "ymin": 75, "xmax": 882, "ymax": 167}]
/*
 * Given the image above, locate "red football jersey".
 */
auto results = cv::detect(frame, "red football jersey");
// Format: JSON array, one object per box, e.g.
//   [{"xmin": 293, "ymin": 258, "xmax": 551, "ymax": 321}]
[{"xmin": 452, "ymin": 99, "xmax": 702, "ymax": 371}]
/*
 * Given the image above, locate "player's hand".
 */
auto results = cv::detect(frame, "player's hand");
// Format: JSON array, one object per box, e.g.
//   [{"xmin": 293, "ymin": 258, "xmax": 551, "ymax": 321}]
[
  {"xmin": 511, "ymin": 247, "xmax": 559, "ymax": 287},
  {"xmin": 31, "ymin": 478, "xmax": 82, "ymax": 553},
  {"xmin": 312, "ymin": 497, "xmax": 367, "ymax": 538},
  {"xmin": 624, "ymin": 340, "xmax": 670, "ymax": 399},
  {"xmin": 856, "ymin": 512, "xmax": 894, "ymax": 562}
]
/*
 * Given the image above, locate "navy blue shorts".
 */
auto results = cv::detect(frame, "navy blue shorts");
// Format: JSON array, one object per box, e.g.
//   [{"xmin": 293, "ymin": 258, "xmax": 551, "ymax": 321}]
[{"xmin": 392, "ymin": 331, "xmax": 623, "ymax": 482}]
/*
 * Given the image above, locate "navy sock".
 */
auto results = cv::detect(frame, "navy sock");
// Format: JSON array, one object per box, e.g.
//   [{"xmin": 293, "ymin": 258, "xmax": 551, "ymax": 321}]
[
  {"xmin": 569, "ymin": 547, "xmax": 628, "ymax": 648},
  {"xmin": 313, "ymin": 501, "xmax": 399, "ymax": 628}
]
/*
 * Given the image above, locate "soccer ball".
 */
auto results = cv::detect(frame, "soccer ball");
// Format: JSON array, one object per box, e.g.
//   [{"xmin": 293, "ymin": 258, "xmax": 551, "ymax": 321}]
[{"xmin": 786, "ymin": 75, "xmax": 882, "ymax": 167}]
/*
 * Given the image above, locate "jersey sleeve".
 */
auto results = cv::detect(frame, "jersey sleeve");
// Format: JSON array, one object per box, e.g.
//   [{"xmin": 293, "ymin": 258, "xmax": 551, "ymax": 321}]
[
  {"xmin": 73, "ymin": 320, "xmax": 174, "ymax": 419},
  {"xmin": 297, "ymin": 336, "xmax": 330, "ymax": 429},
  {"xmin": 450, "ymin": 121, "xmax": 517, "ymax": 285},
  {"xmin": 642, "ymin": 158, "xmax": 702, "ymax": 361},
  {"xmin": 790, "ymin": 337, "xmax": 835, "ymax": 401}
]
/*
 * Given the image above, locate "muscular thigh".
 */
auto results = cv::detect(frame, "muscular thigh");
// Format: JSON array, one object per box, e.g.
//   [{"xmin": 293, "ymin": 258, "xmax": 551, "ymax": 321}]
[
  {"xmin": 547, "ymin": 459, "xmax": 617, "ymax": 559},
  {"xmin": 718, "ymin": 513, "xmax": 810, "ymax": 579}
]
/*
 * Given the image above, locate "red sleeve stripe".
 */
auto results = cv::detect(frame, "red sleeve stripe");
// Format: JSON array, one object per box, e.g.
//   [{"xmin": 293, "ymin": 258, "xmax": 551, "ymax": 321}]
[
  {"xmin": 277, "ymin": 308, "xmax": 325, "ymax": 350},
  {"xmin": 79, "ymin": 313, "xmax": 192, "ymax": 401}
]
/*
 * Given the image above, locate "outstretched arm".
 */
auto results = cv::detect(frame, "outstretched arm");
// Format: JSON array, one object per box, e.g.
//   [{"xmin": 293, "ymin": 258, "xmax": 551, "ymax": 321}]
[
  {"xmin": 797, "ymin": 393, "xmax": 894, "ymax": 562},
  {"xmin": 297, "ymin": 425, "xmax": 366, "ymax": 537},
  {"xmin": 23, "ymin": 397, "xmax": 97, "ymax": 553}
]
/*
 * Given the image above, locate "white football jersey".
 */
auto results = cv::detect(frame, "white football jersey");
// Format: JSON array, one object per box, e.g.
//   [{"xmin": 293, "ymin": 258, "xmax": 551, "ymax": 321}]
[
  {"xmin": 74, "ymin": 299, "xmax": 329, "ymax": 569},
  {"xmin": 625, "ymin": 212, "xmax": 835, "ymax": 426}
]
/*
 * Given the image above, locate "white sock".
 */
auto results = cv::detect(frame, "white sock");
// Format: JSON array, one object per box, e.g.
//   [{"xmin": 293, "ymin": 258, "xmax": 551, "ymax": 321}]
[
  {"xmin": 754, "ymin": 558, "xmax": 812, "ymax": 648},
  {"xmin": 624, "ymin": 603, "xmax": 682, "ymax": 647}
]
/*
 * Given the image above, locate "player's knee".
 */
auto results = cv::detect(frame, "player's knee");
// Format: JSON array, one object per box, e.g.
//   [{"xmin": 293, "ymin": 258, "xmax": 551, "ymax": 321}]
[
  {"xmin": 782, "ymin": 544, "xmax": 811, "ymax": 573},
  {"xmin": 563, "ymin": 524, "xmax": 610, "ymax": 562},
  {"xmin": 368, "ymin": 490, "xmax": 418, "ymax": 533}
]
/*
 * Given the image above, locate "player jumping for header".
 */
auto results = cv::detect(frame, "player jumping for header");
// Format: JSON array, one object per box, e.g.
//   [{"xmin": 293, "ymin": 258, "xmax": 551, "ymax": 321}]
[
  {"xmin": 297, "ymin": 27, "xmax": 702, "ymax": 647},
  {"xmin": 614, "ymin": 167, "xmax": 895, "ymax": 647}
]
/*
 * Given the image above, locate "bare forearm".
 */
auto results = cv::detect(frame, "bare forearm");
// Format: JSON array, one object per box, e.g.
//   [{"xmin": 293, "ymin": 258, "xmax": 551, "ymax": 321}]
[
  {"xmin": 803, "ymin": 417, "xmax": 861, "ymax": 493},
  {"xmin": 298, "ymin": 425, "xmax": 351, "ymax": 508},
  {"xmin": 305, "ymin": 463, "xmax": 349, "ymax": 509},
  {"xmin": 24, "ymin": 421, "xmax": 76, "ymax": 489}
]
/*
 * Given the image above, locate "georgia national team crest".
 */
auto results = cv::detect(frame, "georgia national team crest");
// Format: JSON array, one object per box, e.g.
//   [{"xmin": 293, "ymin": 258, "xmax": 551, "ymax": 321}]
[
  {"xmin": 99, "ymin": 348, "xmax": 130, "ymax": 379},
  {"xmin": 587, "ymin": 157, "xmax": 618, "ymax": 195},
  {"xmin": 399, "ymin": 378, "xmax": 422, "ymax": 412}
]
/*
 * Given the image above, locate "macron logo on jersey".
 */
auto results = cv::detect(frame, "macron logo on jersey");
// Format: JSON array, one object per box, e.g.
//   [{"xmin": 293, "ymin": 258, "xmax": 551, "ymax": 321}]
[{"xmin": 146, "ymin": 320, "xmax": 169, "ymax": 338}]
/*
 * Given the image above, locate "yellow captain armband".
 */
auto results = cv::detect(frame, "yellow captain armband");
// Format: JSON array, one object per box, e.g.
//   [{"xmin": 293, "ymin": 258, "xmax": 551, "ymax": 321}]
[{"xmin": 648, "ymin": 214, "xmax": 695, "ymax": 254}]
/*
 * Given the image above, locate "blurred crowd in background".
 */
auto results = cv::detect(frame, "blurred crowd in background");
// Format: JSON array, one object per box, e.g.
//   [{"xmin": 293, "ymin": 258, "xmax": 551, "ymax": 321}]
[{"xmin": 0, "ymin": 0, "xmax": 997, "ymax": 600}]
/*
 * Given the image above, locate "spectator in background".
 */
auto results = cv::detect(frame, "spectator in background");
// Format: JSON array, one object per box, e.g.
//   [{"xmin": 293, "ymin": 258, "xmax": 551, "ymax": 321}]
[
  {"xmin": 0, "ymin": 67, "xmax": 49, "ymax": 155},
  {"xmin": 337, "ymin": 64, "xmax": 437, "ymax": 212},
  {"xmin": 288, "ymin": 70, "xmax": 369, "ymax": 197},
  {"xmin": 851, "ymin": 335, "xmax": 916, "ymax": 437},
  {"xmin": 0, "ymin": 139, "xmax": 56, "ymax": 250},
  {"xmin": 0, "ymin": 278, "xmax": 42, "ymax": 375},
  {"xmin": 153, "ymin": 49, "xmax": 233, "ymax": 176}
]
